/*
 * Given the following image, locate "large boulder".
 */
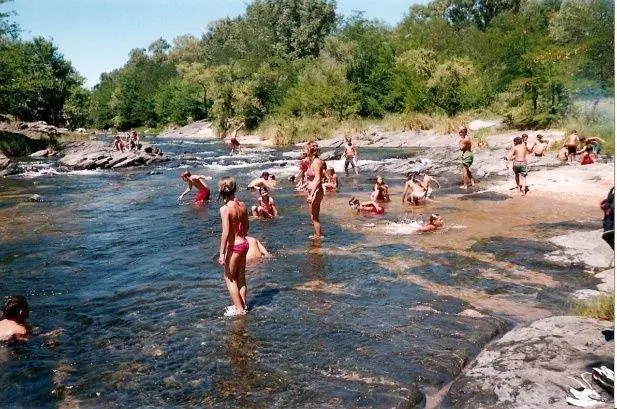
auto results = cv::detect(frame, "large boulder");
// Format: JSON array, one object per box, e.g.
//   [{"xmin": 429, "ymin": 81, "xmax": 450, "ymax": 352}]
[
  {"xmin": 57, "ymin": 141, "xmax": 167, "ymax": 170},
  {"xmin": 443, "ymin": 316, "xmax": 614, "ymax": 409}
]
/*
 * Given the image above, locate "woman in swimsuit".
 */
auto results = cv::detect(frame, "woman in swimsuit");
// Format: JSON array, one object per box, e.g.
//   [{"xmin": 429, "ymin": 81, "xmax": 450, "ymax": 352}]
[
  {"xmin": 252, "ymin": 186, "xmax": 278, "ymax": 218},
  {"xmin": 306, "ymin": 141, "xmax": 325, "ymax": 238},
  {"xmin": 348, "ymin": 197, "xmax": 385, "ymax": 214},
  {"xmin": 371, "ymin": 176, "xmax": 390, "ymax": 202},
  {"xmin": 323, "ymin": 168, "xmax": 339, "ymax": 192},
  {"xmin": 218, "ymin": 177, "xmax": 250, "ymax": 316}
]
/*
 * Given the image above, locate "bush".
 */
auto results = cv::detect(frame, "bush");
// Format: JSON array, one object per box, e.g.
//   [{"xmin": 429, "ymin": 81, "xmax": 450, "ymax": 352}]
[{"xmin": 571, "ymin": 294, "xmax": 614, "ymax": 321}]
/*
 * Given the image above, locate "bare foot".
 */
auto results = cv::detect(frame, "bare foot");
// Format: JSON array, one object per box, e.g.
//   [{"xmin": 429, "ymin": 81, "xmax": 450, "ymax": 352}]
[{"xmin": 459, "ymin": 185, "xmax": 468, "ymax": 189}]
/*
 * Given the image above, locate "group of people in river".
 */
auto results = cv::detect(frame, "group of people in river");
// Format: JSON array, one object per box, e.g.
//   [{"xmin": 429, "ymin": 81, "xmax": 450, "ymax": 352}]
[{"xmin": 112, "ymin": 130, "xmax": 142, "ymax": 153}]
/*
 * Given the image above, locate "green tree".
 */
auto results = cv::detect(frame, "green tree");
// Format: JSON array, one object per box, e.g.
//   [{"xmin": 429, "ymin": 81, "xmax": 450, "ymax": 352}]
[{"xmin": 63, "ymin": 86, "xmax": 92, "ymax": 129}]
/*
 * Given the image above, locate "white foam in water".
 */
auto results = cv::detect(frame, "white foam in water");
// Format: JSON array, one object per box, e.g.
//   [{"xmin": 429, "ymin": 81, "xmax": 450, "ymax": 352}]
[
  {"xmin": 383, "ymin": 220, "xmax": 424, "ymax": 235},
  {"xmin": 19, "ymin": 168, "xmax": 104, "ymax": 179}
]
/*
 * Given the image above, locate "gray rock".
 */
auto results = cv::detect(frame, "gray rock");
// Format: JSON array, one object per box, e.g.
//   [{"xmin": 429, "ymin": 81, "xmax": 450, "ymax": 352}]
[
  {"xmin": 443, "ymin": 316, "xmax": 614, "ymax": 409},
  {"xmin": 57, "ymin": 141, "xmax": 166, "ymax": 170},
  {"xmin": 28, "ymin": 194, "xmax": 42, "ymax": 202},
  {"xmin": 595, "ymin": 269, "xmax": 614, "ymax": 293},
  {"xmin": 30, "ymin": 149, "xmax": 51, "ymax": 158},
  {"xmin": 546, "ymin": 230, "xmax": 614, "ymax": 270},
  {"xmin": 0, "ymin": 151, "xmax": 12, "ymax": 170},
  {"xmin": 571, "ymin": 289, "xmax": 606, "ymax": 300}
]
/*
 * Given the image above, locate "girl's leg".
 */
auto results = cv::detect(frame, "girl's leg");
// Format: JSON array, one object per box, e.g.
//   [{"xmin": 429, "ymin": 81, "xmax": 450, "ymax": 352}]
[
  {"xmin": 310, "ymin": 190, "xmax": 323, "ymax": 237},
  {"xmin": 225, "ymin": 252, "xmax": 246, "ymax": 311},
  {"xmin": 237, "ymin": 253, "xmax": 247, "ymax": 307}
]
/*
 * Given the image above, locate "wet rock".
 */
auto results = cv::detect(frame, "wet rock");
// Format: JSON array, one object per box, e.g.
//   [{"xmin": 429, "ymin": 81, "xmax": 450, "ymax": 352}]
[
  {"xmin": 28, "ymin": 194, "xmax": 42, "ymax": 202},
  {"xmin": 30, "ymin": 149, "xmax": 53, "ymax": 158},
  {"xmin": 443, "ymin": 316, "xmax": 614, "ymax": 409},
  {"xmin": 595, "ymin": 269, "xmax": 614, "ymax": 293},
  {"xmin": 57, "ymin": 141, "xmax": 166, "ymax": 170},
  {"xmin": 571, "ymin": 289, "xmax": 606, "ymax": 300},
  {"xmin": 321, "ymin": 149, "xmax": 342, "ymax": 161},
  {"xmin": 0, "ymin": 151, "xmax": 12, "ymax": 170}
]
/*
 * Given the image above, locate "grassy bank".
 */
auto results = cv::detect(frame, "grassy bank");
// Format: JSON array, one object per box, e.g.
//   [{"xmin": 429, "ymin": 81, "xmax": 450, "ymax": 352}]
[
  {"xmin": 0, "ymin": 131, "xmax": 50, "ymax": 157},
  {"xmin": 572, "ymin": 294, "xmax": 614, "ymax": 321}
]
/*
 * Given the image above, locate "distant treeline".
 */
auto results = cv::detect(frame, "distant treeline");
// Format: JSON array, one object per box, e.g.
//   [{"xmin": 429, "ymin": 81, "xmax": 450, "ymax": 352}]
[{"xmin": 0, "ymin": 0, "xmax": 613, "ymax": 135}]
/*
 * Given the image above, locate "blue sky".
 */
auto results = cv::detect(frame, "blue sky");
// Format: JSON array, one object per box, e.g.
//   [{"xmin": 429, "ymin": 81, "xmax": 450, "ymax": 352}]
[{"xmin": 6, "ymin": 0, "xmax": 421, "ymax": 88}]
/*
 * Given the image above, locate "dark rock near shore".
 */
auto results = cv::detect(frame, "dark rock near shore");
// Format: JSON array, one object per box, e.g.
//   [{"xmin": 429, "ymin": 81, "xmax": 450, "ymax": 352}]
[{"xmin": 57, "ymin": 141, "xmax": 168, "ymax": 170}]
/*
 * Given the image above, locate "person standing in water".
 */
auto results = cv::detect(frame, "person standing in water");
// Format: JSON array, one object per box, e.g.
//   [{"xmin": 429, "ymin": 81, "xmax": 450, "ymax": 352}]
[
  {"xmin": 458, "ymin": 126, "xmax": 475, "ymax": 189},
  {"xmin": 177, "ymin": 171, "xmax": 213, "ymax": 204},
  {"xmin": 218, "ymin": 177, "xmax": 250, "ymax": 317},
  {"xmin": 507, "ymin": 136, "xmax": 531, "ymax": 196},
  {"xmin": 306, "ymin": 141, "xmax": 325, "ymax": 239},
  {"xmin": 343, "ymin": 138, "xmax": 359, "ymax": 175}
]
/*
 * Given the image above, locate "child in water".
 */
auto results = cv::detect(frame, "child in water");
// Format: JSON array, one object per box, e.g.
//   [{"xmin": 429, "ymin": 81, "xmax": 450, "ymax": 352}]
[
  {"xmin": 349, "ymin": 197, "xmax": 385, "ymax": 214},
  {"xmin": 371, "ymin": 176, "xmax": 390, "ymax": 202},
  {"xmin": 415, "ymin": 214, "xmax": 444, "ymax": 233},
  {"xmin": 323, "ymin": 168, "xmax": 340, "ymax": 192},
  {"xmin": 0, "ymin": 295, "xmax": 30, "ymax": 341},
  {"xmin": 252, "ymin": 187, "xmax": 278, "ymax": 218}
]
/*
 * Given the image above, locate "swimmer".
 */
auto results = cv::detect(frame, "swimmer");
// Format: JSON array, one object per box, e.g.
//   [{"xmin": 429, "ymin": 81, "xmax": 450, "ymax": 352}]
[
  {"xmin": 323, "ymin": 168, "xmax": 340, "ymax": 191},
  {"xmin": 251, "ymin": 187, "xmax": 278, "ymax": 218},
  {"xmin": 370, "ymin": 176, "xmax": 390, "ymax": 202},
  {"xmin": 415, "ymin": 214, "xmax": 444, "ymax": 233},
  {"xmin": 246, "ymin": 236, "xmax": 272, "ymax": 261},
  {"xmin": 177, "ymin": 171, "xmax": 213, "ymax": 204},
  {"xmin": 218, "ymin": 177, "xmax": 250, "ymax": 316},
  {"xmin": 247, "ymin": 172, "xmax": 275, "ymax": 190},
  {"xmin": 349, "ymin": 197, "xmax": 385, "ymax": 214},
  {"xmin": 402, "ymin": 172, "xmax": 441, "ymax": 204},
  {"xmin": 0, "ymin": 295, "xmax": 30, "ymax": 342}
]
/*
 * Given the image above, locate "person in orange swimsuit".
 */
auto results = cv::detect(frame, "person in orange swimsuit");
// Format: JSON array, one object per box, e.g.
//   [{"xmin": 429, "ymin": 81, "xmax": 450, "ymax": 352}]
[{"xmin": 218, "ymin": 177, "xmax": 250, "ymax": 316}]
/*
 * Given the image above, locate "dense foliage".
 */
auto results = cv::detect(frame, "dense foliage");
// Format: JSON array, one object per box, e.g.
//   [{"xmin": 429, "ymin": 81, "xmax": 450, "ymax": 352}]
[{"xmin": 0, "ymin": 0, "xmax": 614, "ymax": 136}]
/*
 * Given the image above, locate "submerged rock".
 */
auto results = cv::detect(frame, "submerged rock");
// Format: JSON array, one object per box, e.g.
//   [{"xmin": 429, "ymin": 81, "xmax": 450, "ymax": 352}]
[
  {"xmin": 57, "ymin": 141, "xmax": 168, "ymax": 170},
  {"xmin": 28, "ymin": 194, "xmax": 42, "ymax": 202}
]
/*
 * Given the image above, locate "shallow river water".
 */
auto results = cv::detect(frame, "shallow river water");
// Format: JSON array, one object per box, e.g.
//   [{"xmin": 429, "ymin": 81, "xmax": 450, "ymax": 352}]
[{"xmin": 0, "ymin": 138, "xmax": 602, "ymax": 408}]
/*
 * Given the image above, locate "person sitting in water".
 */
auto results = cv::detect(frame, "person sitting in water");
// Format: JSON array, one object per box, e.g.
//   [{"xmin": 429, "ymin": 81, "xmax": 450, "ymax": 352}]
[
  {"xmin": 247, "ymin": 172, "xmax": 275, "ymax": 190},
  {"xmin": 0, "ymin": 295, "xmax": 30, "ymax": 342},
  {"xmin": 370, "ymin": 176, "xmax": 390, "ymax": 202},
  {"xmin": 415, "ymin": 214, "xmax": 444, "ymax": 233},
  {"xmin": 532, "ymin": 134, "xmax": 551, "ymax": 157},
  {"xmin": 251, "ymin": 187, "xmax": 278, "ymax": 218},
  {"xmin": 322, "ymin": 168, "xmax": 340, "ymax": 192},
  {"xmin": 246, "ymin": 236, "xmax": 272, "ymax": 261},
  {"xmin": 177, "ymin": 171, "xmax": 213, "ymax": 204},
  {"xmin": 580, "ymin": 145, "xmax": 597, "ymax": 165},
  {"xmin": 349, "ymin": 197, "xmax": 385, "ymax": 214},
  {"xmin": 557, "ymin": 145, "xmax": 569, "ymax": 162},
  {"xmin": 402, "ymin": 172, "xmax": 430, "ymax": 205}
]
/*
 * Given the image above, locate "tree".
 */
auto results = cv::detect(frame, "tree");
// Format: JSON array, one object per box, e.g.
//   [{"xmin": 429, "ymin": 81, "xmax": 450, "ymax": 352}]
[{"xmin": 63, "ymin": 86, "xmax": 92, "ymax": 130}]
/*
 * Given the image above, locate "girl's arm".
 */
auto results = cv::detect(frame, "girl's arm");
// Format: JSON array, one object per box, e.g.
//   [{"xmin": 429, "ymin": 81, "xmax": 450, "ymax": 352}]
[
  {"xmin": 219, "ymin": 207, "xmax": 231, "ymax": 264},
  {"xmin": 271, "ymin": 198, "xmax": 278, "ymax": 217}
]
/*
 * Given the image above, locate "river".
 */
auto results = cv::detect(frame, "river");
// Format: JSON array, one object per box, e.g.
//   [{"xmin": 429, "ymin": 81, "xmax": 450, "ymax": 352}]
[{"xmin": 0, "ymin": 138, "xmax": 602, "ymax": 408}]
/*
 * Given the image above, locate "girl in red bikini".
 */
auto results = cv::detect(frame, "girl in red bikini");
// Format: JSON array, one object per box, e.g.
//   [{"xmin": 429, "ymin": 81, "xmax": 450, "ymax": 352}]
[
  {"xmin": 218, "ymin": 177, "xmax": 250, "ymax": 316},
  {"xmin": 252, "ymin": 187, "xmax": 278, "ymax": 218}
]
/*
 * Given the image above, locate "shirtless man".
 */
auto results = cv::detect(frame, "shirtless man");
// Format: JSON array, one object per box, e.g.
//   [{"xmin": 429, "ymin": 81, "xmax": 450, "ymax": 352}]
[
  {"xmin": 0, "ymin": 295, "xmax": 30, "ymax": 342},
  {"xmin": 247, "ymin": 172, "xmax": 276, "ymax": 190},
  {"xmin": 402, "ymin": 172, "xmax": 437, "ymax": 205},
  {"xmin": 246, "ymin": 236, "xmax": 272, "ymax": 261},
  {"xmin": 563, "ymin": 130, "xmax": 580, "ymax": 162},
  {"xmin": 532, "ymin": 134, "xmax": 550, "ymax": 157},
  {"xmin": 343, "ymin": 139, "xmax": 358, "ymax": 175},
  {"xmin": 507, "ymin": 136, "xmax": 531, "ymax": 196},
  {"xmin": 177, "ymin": 171, "xmax": 213, "ymax": 204},
  {"xmin": 458, "ymin": 126, "xmax": 475, "ymax": 189}
]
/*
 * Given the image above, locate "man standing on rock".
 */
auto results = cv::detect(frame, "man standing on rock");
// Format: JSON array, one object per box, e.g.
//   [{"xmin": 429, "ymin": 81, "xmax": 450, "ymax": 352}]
[
  {"xmin": 458, "ymin": 126, "xmax": 474, "ymax": 189},
  {"xmin": 177, "ymin": 171, "xmax": 212, "ymax": 204},
  {"xmin": 563, "ymin": 130, "xmax": 580, "ymax": 162},
  {"xmin": 507, "ymin": 136, "xmax": 531, "ymax": 196}
]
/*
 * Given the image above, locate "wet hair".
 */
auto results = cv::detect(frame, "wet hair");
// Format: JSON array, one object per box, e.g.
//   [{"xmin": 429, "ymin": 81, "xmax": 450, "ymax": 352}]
[
  {"xmin": 429, "ymin": 213, "xmax": 441, "ymax": 223},
  {"xmin": 536, "ymin": 134, "xmax": 543, "ymax": 140},
  {"xmin": 521, "ymin": 133, "xmax": 528, "ymax": 139},
  {"xmin": 376, "ymin": 176, "xmax": 385, "ymax": 184},
  {"xmin": 288, "ymin": 175, "xmax": 296, "ymax": 182},
  {"xmin": 269, "ymin": 174, "xmax": 276, "ymax": 180},
  {"xmin": 218, "ymin": 177, "xmax": 237, "ymax": 199},
  {"xmin": 260, "ymin": 172, "xmax": 270, "ymax": 179},
  {"xmin": 325, "ymin": 168, "xmax": 335, "ymax": 177},
  {"xmin": 259, "ymin": 186, "xmax": 269, "ymax": 195},
  {"xmin": 348, "ymin": 197, "xmax": 360, "ymax": 207},
  {"xmin": 306, "ymin": 141, "xmax": 320, "ymax": 157},
  {"xmin": 347, "ymin": 141, "xmax": 352, "ymax": 146},
  {"xmin": 458, "ymin": 126, "xmax": 468, "ymax": 134},
  {"xmin": 513, "ymin": 136, "xmax": 522, "ymax": 145},
  {"xmin": 3, "ymin": 296, "xmax": 28, "ymax": 321},
  {"xmin": 181, "ymin": 170, "xmax": 191, "ymax": 178}
]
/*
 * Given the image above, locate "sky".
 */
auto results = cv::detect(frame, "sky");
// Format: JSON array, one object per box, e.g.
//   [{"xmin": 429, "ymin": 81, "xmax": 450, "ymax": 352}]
[{"xmin": 6, "ymin": 0, "xmax": 421, "ymax": 88}]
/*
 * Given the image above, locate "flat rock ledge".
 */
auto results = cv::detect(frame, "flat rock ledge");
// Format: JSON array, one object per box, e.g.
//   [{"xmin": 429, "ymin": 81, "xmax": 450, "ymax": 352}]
[
  {"xmin": 442, "ymin": 316, "xmax": 614, "ymax": 409},
  {"xmin": 58, "ymin": 141, "xmax": 168, "ymax": 170}
]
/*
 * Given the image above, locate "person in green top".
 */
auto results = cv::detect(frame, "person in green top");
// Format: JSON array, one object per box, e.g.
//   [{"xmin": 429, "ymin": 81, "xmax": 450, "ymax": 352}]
[{"xmin": 458, "ymin": 126, "xmax": 475, "ymax": 189}]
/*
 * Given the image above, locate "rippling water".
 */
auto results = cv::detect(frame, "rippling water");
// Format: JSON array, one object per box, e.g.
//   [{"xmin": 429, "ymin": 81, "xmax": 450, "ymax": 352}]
[{"xmin": 0, "ymin": 138, "xmax": 602, "ymax": 408}]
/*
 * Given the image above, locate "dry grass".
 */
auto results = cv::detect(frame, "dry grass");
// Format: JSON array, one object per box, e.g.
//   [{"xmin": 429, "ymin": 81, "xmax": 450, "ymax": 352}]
[{"xmin": 571, "ymin": 294, "xmax": 614, "ymax": 321}]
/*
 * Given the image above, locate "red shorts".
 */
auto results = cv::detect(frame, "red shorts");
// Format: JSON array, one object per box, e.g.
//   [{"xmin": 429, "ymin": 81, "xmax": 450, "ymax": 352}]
[
  {"xmin": 195, "ymin": 187, "xmax": 211, "ymax": 203},
  {"xmin": 371, "ymin": 207, "xmax": 385, "ymax": 215}
]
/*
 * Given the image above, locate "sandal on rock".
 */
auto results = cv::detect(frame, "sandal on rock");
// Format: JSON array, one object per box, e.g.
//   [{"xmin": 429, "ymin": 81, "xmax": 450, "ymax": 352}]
[{"xmin": 566, "ymin": 373, "xmax": 606, "ymax": 407}]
